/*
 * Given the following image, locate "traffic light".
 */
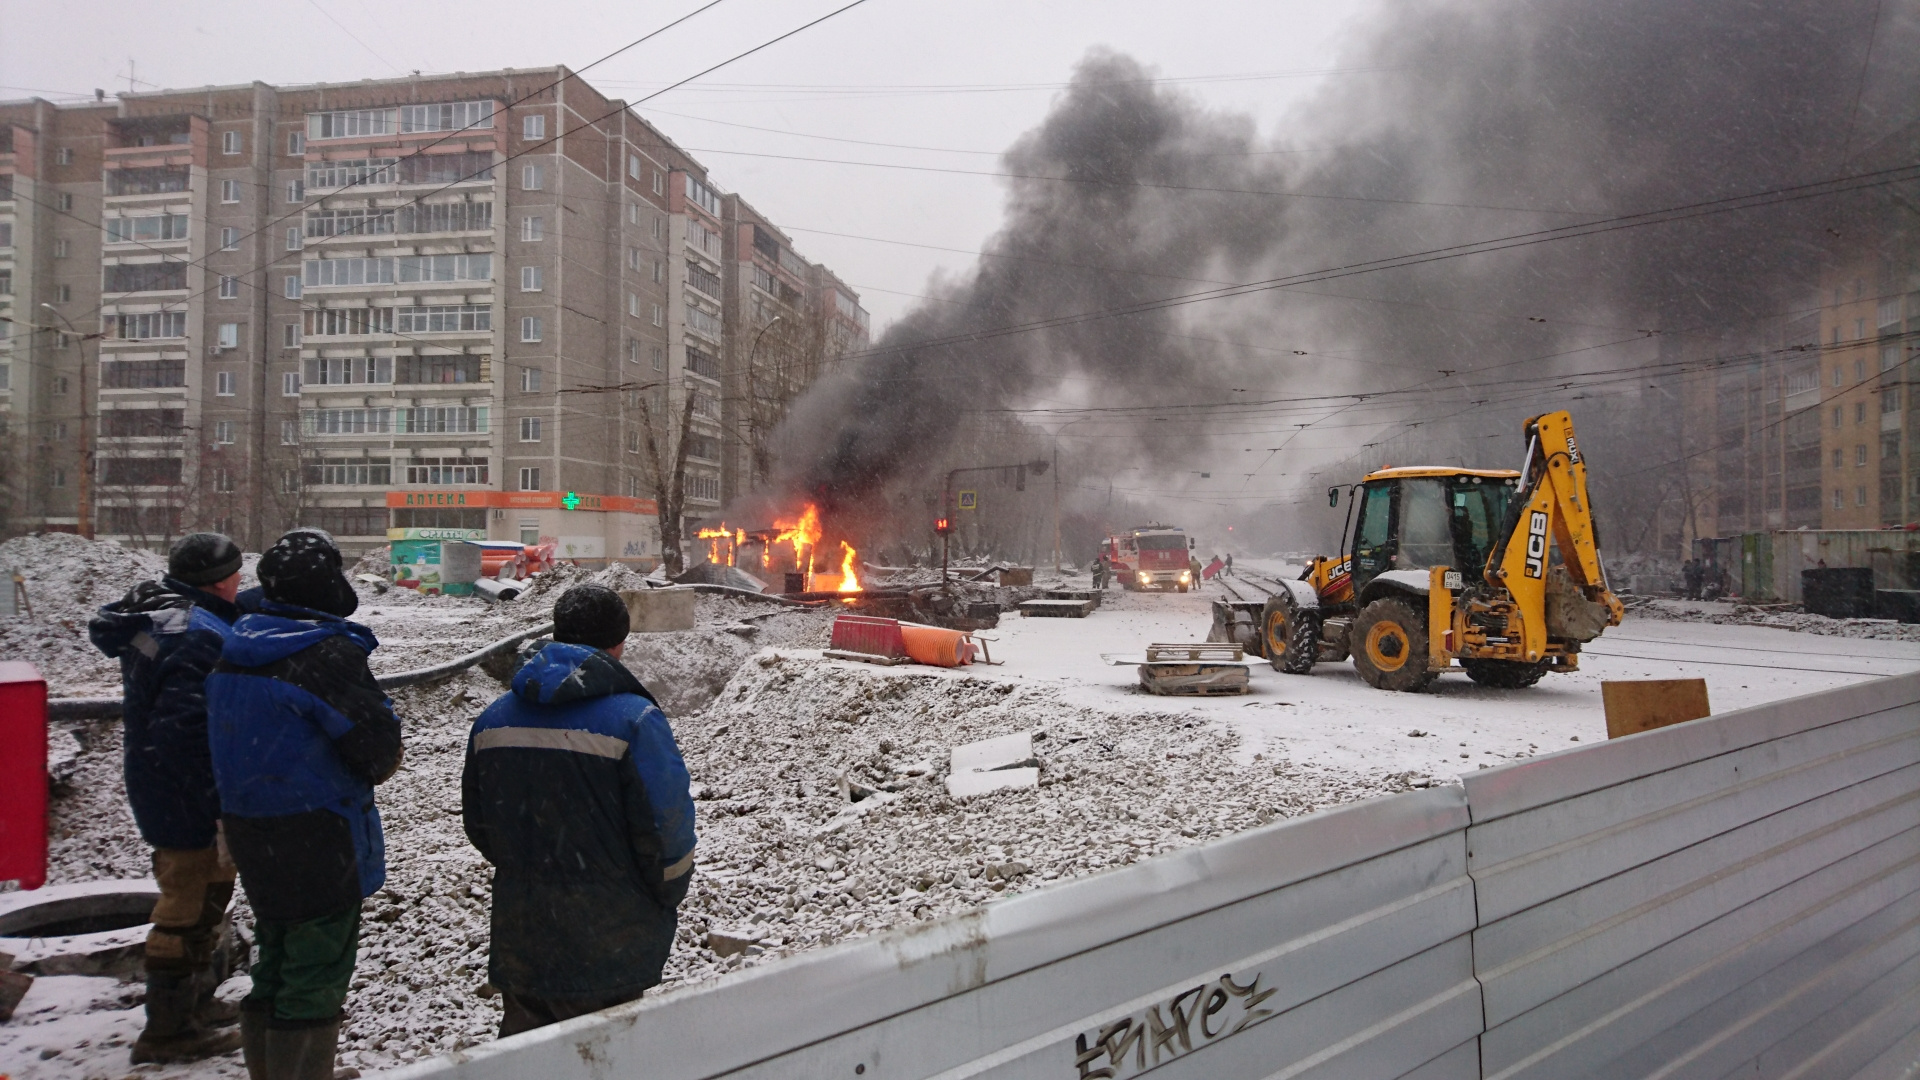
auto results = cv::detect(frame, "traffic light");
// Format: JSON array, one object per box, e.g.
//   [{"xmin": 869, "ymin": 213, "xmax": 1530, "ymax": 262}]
[{"xmin": 935, "ymin": 517, "xmax": 952, "ymax": 535}]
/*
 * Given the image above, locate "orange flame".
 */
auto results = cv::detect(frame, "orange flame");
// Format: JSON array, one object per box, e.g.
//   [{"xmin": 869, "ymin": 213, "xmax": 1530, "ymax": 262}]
[
  {"xmin": 837, "ymin": 541, "xmax": 861, "ymax": 593},
  {"xmin": 773, "ymin": 504, "xmax": 823, "ymax": 571},
  {"xmin": 695, "ymin": 523, "xmax": 738, "ymax": 566}
]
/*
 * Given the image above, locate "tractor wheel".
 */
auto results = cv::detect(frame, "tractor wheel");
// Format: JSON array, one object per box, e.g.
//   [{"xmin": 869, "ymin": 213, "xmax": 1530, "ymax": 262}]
[
  {"xmin": 1461, "ymin": 658, "xmax": 1551, "ymax": 688},
  {"xmin": 1351, "ymin": 597, "xmax": 1436, "ymax": 692},
  {"xmin": 1261, "ymin": 591, "xmax": 1318, "ymax": 675}
]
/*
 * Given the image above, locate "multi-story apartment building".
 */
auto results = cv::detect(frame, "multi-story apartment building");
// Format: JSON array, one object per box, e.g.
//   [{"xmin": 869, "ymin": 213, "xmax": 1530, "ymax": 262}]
[{"xmin": 0, "ymin": 68, "xmax": 868, "ymax": 560}]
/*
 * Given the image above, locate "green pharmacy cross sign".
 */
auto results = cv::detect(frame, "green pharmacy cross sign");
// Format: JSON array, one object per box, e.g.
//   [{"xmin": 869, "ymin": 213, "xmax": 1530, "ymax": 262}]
[{"xmin": 562, "ymin": 491, "xmax": 581, "ymax": 510}]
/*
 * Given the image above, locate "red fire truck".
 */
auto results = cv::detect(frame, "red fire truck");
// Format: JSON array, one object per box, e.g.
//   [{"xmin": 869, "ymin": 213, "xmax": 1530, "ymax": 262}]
[{"xmin": 1103, "ymin": 524, "xmax": 1195, "ymax": 592}]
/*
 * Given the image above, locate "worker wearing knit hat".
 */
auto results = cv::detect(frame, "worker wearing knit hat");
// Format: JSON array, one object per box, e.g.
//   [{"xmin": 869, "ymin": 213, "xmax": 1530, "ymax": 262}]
[
  {"xmin": 167, "ymin": 533, "xmax": 244, "ymax": 588},
  {"xmin": 255, "ymin": 528, "xmax": 359, "ymax": 618}
]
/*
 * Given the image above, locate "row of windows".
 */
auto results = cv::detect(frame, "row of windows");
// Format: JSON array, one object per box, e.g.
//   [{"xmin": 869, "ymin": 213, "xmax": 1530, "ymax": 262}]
[
  {"xmin": 306, "ymin": 151, "xmax": 494, "ymax": 190},
  {"xmin": 302, "ymin": 354, "xmax": 485, "ymax": 386},
  {"xmin": 303, "ymin": 254, "xmax": 491, "ymax": 286},
  {"xmin": 308, "ymin": 101, "xmax": 495, "ymax": 140},
  {"xmin": 305, "ymin": 201, "xmax": 492, "ymax": 237},
  {"xmin": 301, "ymin": 406, "xmax": 489, "ymax": 435}
]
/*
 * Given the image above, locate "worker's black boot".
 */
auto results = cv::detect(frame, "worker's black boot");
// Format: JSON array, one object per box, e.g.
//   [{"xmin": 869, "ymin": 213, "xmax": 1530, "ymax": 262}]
[
  {"xmin": 129, "ymin": 971, "xmax": 244, "ymax": 1063},
  {"xmin": 263, "ymin": 1013, "xmax": 342, "ymax": 1080}
]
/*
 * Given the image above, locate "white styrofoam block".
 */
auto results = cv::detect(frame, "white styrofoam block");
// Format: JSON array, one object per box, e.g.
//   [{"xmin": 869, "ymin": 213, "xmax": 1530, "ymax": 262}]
[
  {"xmin": 950, "ymin": 732, "xmax": 1033, "ymax": 775},
  {"xmin": 945, "ymin": 767, "xmax": 1039, "ymax": 800}
]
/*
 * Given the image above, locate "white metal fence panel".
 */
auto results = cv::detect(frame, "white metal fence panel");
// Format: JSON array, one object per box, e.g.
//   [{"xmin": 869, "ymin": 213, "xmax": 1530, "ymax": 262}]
[
  {"xmin": 389, "ymin": 787, "xmax": 1478, "ymax": 1080},
  {"xmin": 1462, "ymin": 672, "xmax": 1920, "ymax": 1080}
]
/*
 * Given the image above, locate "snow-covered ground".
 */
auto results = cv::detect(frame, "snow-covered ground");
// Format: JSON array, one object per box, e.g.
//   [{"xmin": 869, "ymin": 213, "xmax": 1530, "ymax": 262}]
[{"xmin": 4, "ymin": 537, "xmax": 1917, "ymax": 1079}]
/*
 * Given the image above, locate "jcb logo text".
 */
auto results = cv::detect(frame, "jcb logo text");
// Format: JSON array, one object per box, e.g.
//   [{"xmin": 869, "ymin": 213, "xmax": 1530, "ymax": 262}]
[{"xmin": 1524, "ymin": 511, "xmax": 1549, "ymax": 578}]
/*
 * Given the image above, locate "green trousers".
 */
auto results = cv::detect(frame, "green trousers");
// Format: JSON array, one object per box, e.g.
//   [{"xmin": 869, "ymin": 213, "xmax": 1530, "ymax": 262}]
[{"xmin": 247, "ymin": 906, "xmax": 360, "ymax": 1024}]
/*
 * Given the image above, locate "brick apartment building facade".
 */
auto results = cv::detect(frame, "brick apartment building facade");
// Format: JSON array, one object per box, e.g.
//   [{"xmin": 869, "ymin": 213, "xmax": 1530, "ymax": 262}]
[{"xmin": 0, "ymin": 68, "xmax": 867, "ymax": 559}]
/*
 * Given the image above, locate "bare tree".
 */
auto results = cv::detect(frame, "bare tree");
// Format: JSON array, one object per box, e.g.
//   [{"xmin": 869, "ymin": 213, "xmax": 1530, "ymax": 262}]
[{"xmin": 633, "ymin": 381, "xmax": 701, "ymax": 577}]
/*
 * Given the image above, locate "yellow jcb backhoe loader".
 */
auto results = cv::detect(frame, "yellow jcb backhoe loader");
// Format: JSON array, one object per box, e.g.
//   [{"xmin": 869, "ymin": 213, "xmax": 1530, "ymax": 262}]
[{"xmin": 1261, "ymin": 410, "xmax": 1623, "ymax": 691}]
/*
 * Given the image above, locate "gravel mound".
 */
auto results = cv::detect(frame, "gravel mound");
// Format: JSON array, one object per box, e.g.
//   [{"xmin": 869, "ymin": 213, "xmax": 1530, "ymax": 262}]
[
  {"xmin": 1624, "ymin": 595, "xmax": 1920, "ymax": 642},
  {"xmin": 0, "ymin": 534, "xmax": 170, "ymax": 695}
]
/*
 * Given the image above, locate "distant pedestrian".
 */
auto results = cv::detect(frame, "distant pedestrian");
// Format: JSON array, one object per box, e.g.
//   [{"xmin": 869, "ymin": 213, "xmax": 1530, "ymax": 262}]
[
  {"xmin": 463, "ymin": 585, "xmax": 696, "ymax": 1037},
  {"xmin": 1092, "ymin": 555, "xmax": 1108, "ymax": 590},
  {"xmin": 1224, "ymin": 553, "xmax": 1234, "ymax": 577},
  {"xmin": 1682, "ymin": 559, "xmax": 1703, "ymax": 600},
  {"xmin": 88, "ymin": 533, "xmax": 247, "ymax": 1064},
  {"xmin": 207, "ymin": 529, "xmax": 402, "ymax": 1080}
]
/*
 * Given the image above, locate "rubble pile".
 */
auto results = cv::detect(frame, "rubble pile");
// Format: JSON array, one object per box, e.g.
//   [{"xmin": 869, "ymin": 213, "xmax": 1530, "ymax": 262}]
[
  {"xmin": 0, "ymin": 534, "xmax": 171, "ymax": 696},
  {"xmin": 1625, "ymin": 595, "xmax": 1920, "ymax": 641}
]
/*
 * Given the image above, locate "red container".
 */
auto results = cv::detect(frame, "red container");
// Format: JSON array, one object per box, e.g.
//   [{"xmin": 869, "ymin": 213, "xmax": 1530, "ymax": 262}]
[
  {"xmin": 830, "ymin": 614, "xmax": 907, "ymax": 659},
  {"xmin": 0, "ymin": 662, "xmax": 48, "ymax": 890}
]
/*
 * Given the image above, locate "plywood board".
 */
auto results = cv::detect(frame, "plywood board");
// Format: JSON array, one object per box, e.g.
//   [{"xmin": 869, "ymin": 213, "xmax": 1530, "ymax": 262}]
[{"xmin": 1602, "ymin": 678, "xmax": 1711, "ymax": 739}]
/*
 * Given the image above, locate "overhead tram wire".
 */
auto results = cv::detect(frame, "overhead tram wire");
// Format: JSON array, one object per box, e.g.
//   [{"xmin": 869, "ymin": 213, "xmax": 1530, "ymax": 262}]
[
  {"xmin": 38, "ymin": 0, "xmax": 738, "ymax": 335},
  {"xmin": 809, "ymin": 160, "xmax": 1920, "ymax": 372}
]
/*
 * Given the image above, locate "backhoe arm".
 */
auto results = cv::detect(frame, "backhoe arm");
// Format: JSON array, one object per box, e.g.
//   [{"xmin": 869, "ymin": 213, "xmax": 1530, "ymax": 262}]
[{"xmin": 1491, "ymin": 410, "xmax": 1624, "ymax": 660}]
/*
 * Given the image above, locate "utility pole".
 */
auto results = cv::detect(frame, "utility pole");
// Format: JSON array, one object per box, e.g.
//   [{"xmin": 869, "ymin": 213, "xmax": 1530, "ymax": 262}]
[{"xmin": 1051, "ymin": 438, "xmax": 1060, "ymax": 571}]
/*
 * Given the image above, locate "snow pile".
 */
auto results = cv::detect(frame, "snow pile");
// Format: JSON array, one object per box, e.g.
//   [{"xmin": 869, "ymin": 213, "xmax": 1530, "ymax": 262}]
[
  {"xmin": 660, "ymin": 654, "xmax": 1419, "ymax": 986},
  {"xmin": 0, "ymin": 534, "xmax": 170, "ymax": 695},
  {"xmin": 1625, "ymin": 595, "xmax": 1920, "ymax": 641}
]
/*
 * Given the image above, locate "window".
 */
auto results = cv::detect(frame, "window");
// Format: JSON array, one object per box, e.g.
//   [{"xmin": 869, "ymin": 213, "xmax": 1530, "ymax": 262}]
[
  {"xmin": 302, "ymin": 408, "xmax": 393, "ymax": 435},
  {"xmin": 54, "ymin": 239, "xmax": 70, "ymax": 258},
  {"xmin": 218, "ymin": 276, "xmax": 240, "ymax": 299},
  {"xmin": 284, "ymin": 275, "xmax": 302, "ymax": 299},
  {"xmin": 1886, "ymin": 388, "xmax": 1902, "ymax": 414},
  {"xmin": 216, "ymin": 370, "xmax": 236, "ymax": 395},
  {"xmin": 217, "ymin": 323, "xmax": 240, "ymax": 350},
  {"xmin": 220, "ymin": 179, "xmax": 240, "ymax": 203},
  {"xmin": 687, "ymin": 219, "xmax": 721, "ymax": 258},
  {"xmin": 109, "ymin": 312, "xmax": 188, "ymax": 340},
  {"xmin": 519, "ymin": 467, "xmax": 541, "ymax": 491},
  {"xmin": 104, "ymin": 261, "xmax": 187, "ymax": 292},
  {"xmin": 686, "ymin": 345, "xmax": 721, "ymax": 379},
  {"xmin": 308, "ymin": 107, "xmax": 398, "ymax": 139},
  {"xmin": 221, "ymin": 227, "xmax": 239, "ymax": 250},
  {"xmin": 1857, "ymin": 359, "xmax": 1866, "ymax": 379},
  {"xmin": 214, "ymin": 420, "xmax": 235, "ymax": 444},
  {"xmin": 652, "ymin": 171, "xmax": 665, "ymax": 196},
  {"xmin": 685, "ymin": 303, "xmax": 720, "ymax": 336},
  {"xmin": 520, "ymin": 519, "xmax": 541, "ymax": 544},
  {"xmin": 1857, "ymin": 444, "xmax": 1868, "ymax": 467},
  {"xmin": 303, "ymin": 256, "xmax": 394, "ymax": 286},
  {"xmin": 652, "ymin": 259, "xmax": 664, "ymax": 284},
  {"xmin": 282, "ymin": 420, "xmax": 299, "ymax": 445},
  {"xmin": 628, "ymin": 154, "xmax": 640, "ymax": 179},
  {"xmin": 1834, "ymin": 488, "xmax": 1845, "ymax": 510},
  {"xmin": 99, "ymin": 409, "xmax": 184, "ymax": 437},
  {"xmin": 283, "ymin": 323, "xmax": 301, "ymax": 348},
  {"xmin": 0, "ymin": 224, "xmax": 9, "ymax": 248},
  {"xmin": 1834, "ymin": 367, "xmax": 1843, "ymax": 387},
  {"xmin": 55, "ymin": 284, "xmax": 72, "ymax": 302},
  {"xmin": 282, "ymin": 471, "xmax": 300, "ymax": 494},
  {"xmin": 1833, "ymin": 448, "xmax": 1844, "ymax": 468},
  {"xmin": 287, "ymin": 180, "xmax": 305, "ymax": 203},
  {"xmin": 395, "ymin": 305, "xmax": 490, "ymax": 333},
  {"xmin": 520, "ymin": 316, "xmax": 542, "ymax": 342},
  {"xmin": 303, "ymin": 307, "xmax": 394, "ymax": 336},
  {"xmin": 106, "ymin": 214, "xmax": 191, "ymax": 243},
  {"xmin": 520, "ymin": 265, "xmax": 543, "ymax": 292},
  {"xmin": 1883, "ymin": 343, "xmax": 1902, "ymax": 373},
  {"xmin": 395, "ymin": 355, "xmax": 481, "ymax": 384},
  {"xmin": 286, "ymin": 227, "xmax": 302, "ymax": 251},
  {"xmin": 306, "ymin": 457, "xmax": 393, "ymax": 487},
  {"xmin": 56, "ymin": 147, "xmax": 73, "ymax": 165},
  {"xmin": 398, "ymin": 406, "xmax": 488, "ymax": 434},
  {"xmin": 684, "ymin": 473, "xmax": 721, "ymax": 502},
  {"xmin": 1880, "ymin": 298, "xmax": 1903, "ymax": 332},
  {"xmin": 522, "ymin": 216, "xmax": 543, "ymax": 241},
  {"xmin": 652, "ymin": 215, "xmax": 664, "ymax": 240},
  {"xmin": 303, "ymin": 356, "xmax": 393, "ymax": 385},
  {"xmin": 523, "ymin": 114, "xmax": 546, "ymax": 140},
  {"xmin": 1833, "ymin": 405, "xmax": 1844, "ymax": 429},
  {"xmin": 406, "ymin": 457, "xmax": 487, "ymax": 485},
  {"xmin": 399, "ymin": 101, "xmax": 494, "ymax": 134},
  {"xmin": 686, "ymin": 260, "xmax": 721, "ymax": 299},
  {"xmin": 625, "ymin": 339, "xmax": 638, "ymax": 364},
  {"xmin": 519, "ymin": 416, "xmax": 542, "ymax": 442},
  {"xmin": 628, "ymin": 292, "xmax": 639, "ymax": 318},
  {"xmin": 107, "ymin": 167, "xmax": 189, "ymax": 195},
  {"xmin": 522, "ymin": 164, "xmax": 543, "ymax": 191},
  {"xmin": 57, "ymin": 193, "xmax": 73, "ymax": 211},
  {"xmin": 221, "ymin": 131, "xmax": 241, "ymax": 155},
  {"xmin": 282, "ymin": 371, "xmax": 302, "ymax": 396},
  {"xmin": 394, "ymin": 253, "xmax": 490, "ymax": 282},
  {"xmin": 520, "ymin": 368, "xmax": 543, "ymax": 392},
  {"xmin": 652, "ymin": 304, "xmax": 665, "ymax": 328},
  {"xmin": 288, "ymin": 130, "xmax": 305, "ymax": 155},
  {"xmin": 51, "ymin": 468, "xmax": 66, "ymax": 489},
  {"xmin": 651, "ymin": 344, "xmax": 664, "ymax": 370},
  {"xmin": 51, "ymin": 376, "xmax": 69, "ymax": 396},
  {"xmin": 1857, "ymin": 485, "xmax": 1869, "ymax": 506},
  {"xmin": 1857, "ymin": 401, "xmax": 1867, "ymax": 423},
  {"xmin": 1856, "ymin": 319, "xmax": 1867, "ymax": 340},
  {"xmin": 686, "ymin": 176, "xmax": 720, "ymax": 216}
]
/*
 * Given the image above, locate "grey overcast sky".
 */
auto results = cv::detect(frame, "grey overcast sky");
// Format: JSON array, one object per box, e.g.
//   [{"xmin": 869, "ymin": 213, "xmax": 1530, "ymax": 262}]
[{"xmin": 0, "ymin": 0, "xmax": 1379, "ymax": 328}]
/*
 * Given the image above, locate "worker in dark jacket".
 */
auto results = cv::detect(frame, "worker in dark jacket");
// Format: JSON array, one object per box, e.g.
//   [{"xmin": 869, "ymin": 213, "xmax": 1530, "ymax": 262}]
[
  {"xmin": 463, "ymin": 584, "xmax": 696, "ymax": 1037},
  {"xmin": 88, "ymin": 533, "xmax": 247, "ymax": 1064},
  {"xmin": 206, "ymin": 529, "xmax": 402, "ymax": 1080}
]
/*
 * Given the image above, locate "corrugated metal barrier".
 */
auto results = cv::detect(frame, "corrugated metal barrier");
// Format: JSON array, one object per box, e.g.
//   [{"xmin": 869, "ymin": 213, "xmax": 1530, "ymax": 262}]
[{"xmin": 389, "ymin": 672, "xmax": 1920, "ymax": 1080}]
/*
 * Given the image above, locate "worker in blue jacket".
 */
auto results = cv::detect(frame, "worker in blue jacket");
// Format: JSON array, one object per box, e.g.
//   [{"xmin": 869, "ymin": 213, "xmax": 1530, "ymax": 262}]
[
  {"xmin": 207, "ymin": 529, "xmax": 401, "ymax": 1080},
  {"xmin": 463, "ymin": 584, "xmax": 696, "ymax": 1036},
  {"xmin": 89, "ymin": 532, "xmax": 246, "ymax": 1064}
]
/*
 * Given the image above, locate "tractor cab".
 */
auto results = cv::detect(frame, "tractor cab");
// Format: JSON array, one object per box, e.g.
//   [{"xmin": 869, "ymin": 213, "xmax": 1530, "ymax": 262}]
[{"xmin": 1341, "ymin": 467, "xmax": 1521, "ymax": 600}]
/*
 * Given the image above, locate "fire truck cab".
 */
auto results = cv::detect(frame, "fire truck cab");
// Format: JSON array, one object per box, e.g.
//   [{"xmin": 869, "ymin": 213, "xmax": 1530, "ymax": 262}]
[{"xmin": 1105, "ymin": 524, "xmax": 1195, "ymax": 592}]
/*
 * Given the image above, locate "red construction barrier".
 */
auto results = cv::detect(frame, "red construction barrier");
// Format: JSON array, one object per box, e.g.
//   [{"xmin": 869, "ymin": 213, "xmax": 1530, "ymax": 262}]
[
  {"xmin": 0, "ymin": 662, "xmax": 48, "ymax": 890},
  {"xmin": 830, "ymin": 614, "xmax": 907, "ymax": 659}
]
